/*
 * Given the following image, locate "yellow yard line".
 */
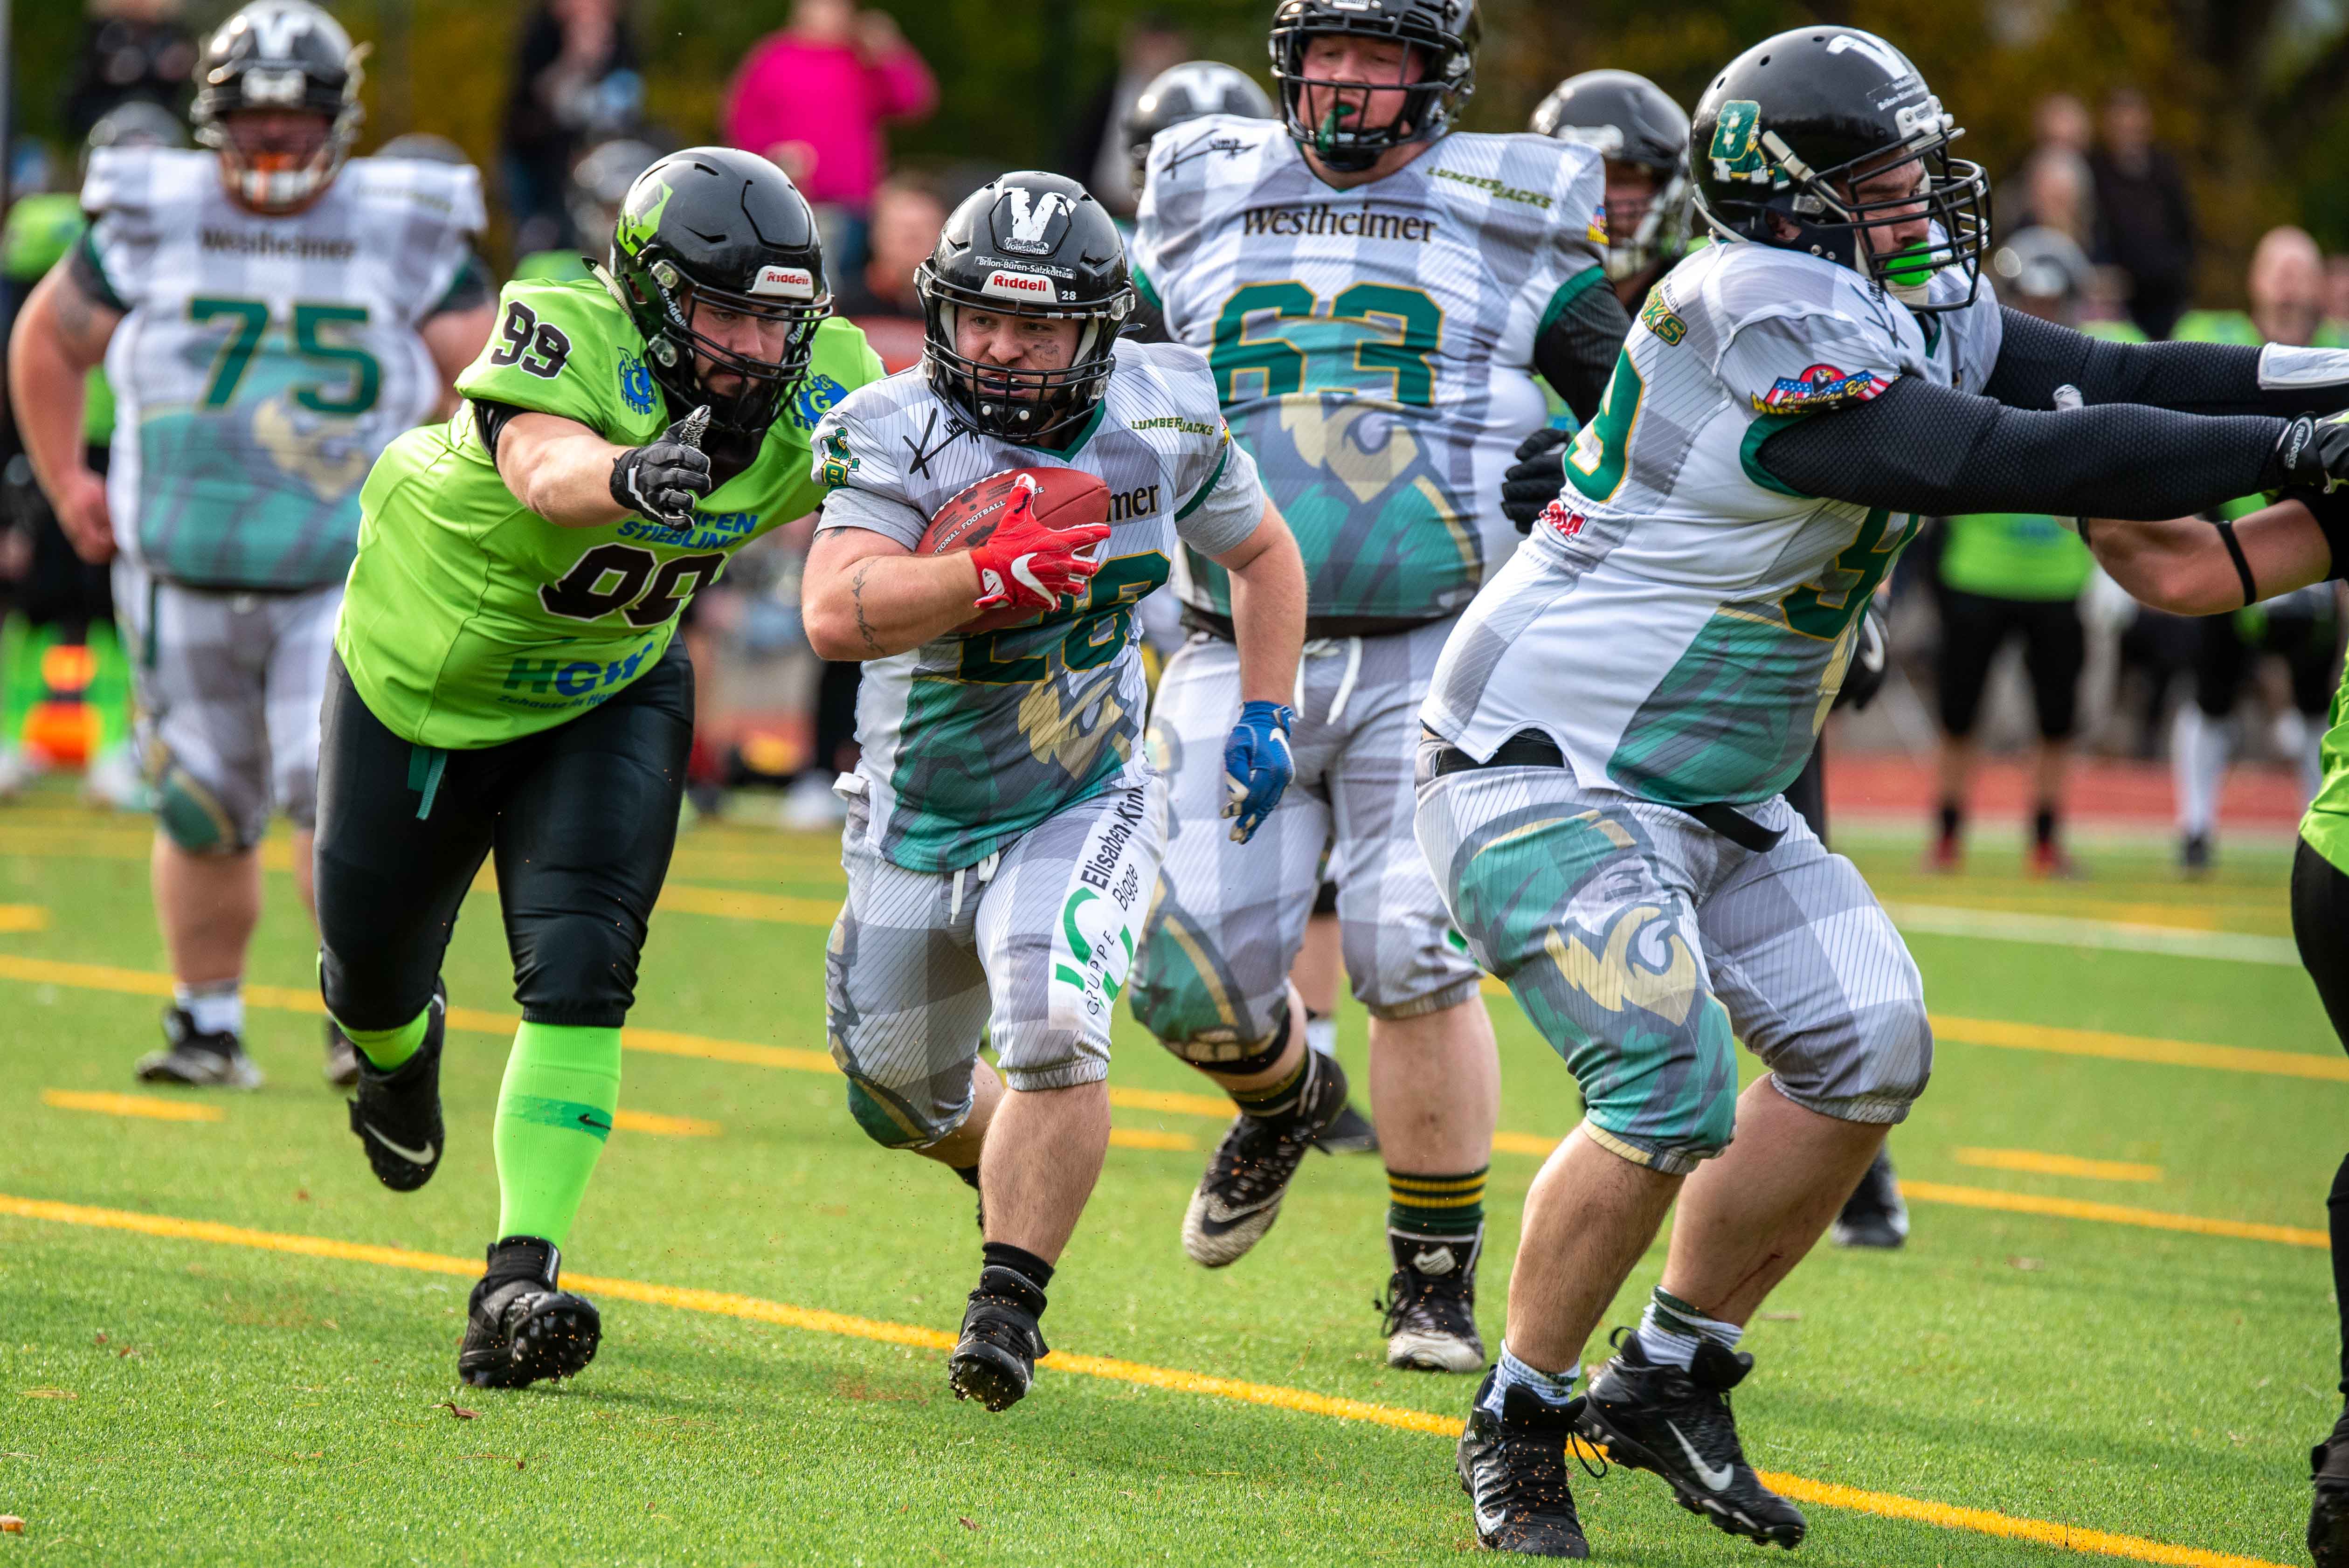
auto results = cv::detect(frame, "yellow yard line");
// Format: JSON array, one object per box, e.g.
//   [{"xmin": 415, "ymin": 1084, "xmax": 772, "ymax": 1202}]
[
  {"xmin": 0, "ymin": 905, "xmax": 48, "ymax": 932},
  {"xmin": 649, "ymin": 884, "xmax": 842, "ymax": 927},
  {"xmin": 40, "ymin": 1089, "xmax": 222, "ymax": 1124},
  {"xmin": 1106, "ymin": 1127, "xmax": 1196, "ymax": 1152},
  {"xmin": 1953, "ymin": 1148, "xmax": 2161, "ymax": 1183},
  {"xmin": 0, "ymin": 1191, "xmax": 2289, "ymax": 1568},
  {"xmin": 1930, "ymin": 1013, "xmax": 2349, "ymax": 1083},
  {"xmin": 1105, "ymin": 1085, "xmax": 1244, "ymax": 1118},
  {"xmin": 611, "ymin": 1110, "xmax": 721, "ymax": 1138},
  {"xmin": 1900, "ymin": 1181, "xmax": 2327, "ymax": 1249},
  {"xmin": 1491, "ymin": 1131, "xmax": 1561, "ymax": 1158}
]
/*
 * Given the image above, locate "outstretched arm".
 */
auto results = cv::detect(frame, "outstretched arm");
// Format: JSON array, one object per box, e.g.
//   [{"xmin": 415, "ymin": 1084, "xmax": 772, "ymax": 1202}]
[
  {"xmin": 2083, "ymin": 496, "xmax": 2337, "ymax": 615},
  {"xmin": 1982, "ymin": 306, "xmax": 2349, "ymax": 418}
]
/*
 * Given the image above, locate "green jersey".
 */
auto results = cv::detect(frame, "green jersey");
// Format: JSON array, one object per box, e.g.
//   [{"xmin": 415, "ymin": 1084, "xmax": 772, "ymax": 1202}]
[
  {"xmin": 1938, "ymin": 512, "xmax": 2093, "ymax": 601},
  {"xmin": 3, "ymin": 193, "xmax": 114, "ymax": 445},
  {"xmin": 338, "ymin": 276, "xmax": 883, "ymax": 748},
  {"xmin": 2305, "ymin": 672, "xmax": 2349, "ymax": 875},
  {"xmin": 511, "ymin": 250, "xmax": 594, "ymax": 285}
]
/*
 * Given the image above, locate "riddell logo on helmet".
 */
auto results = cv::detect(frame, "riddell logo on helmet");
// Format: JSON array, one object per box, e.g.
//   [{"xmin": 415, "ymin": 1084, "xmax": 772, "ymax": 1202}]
[
  {"xmin": 751, "ymin": 265, "xmax": 816, "ymax": 299},
  {"xmin": 981, "ymin": 269, "xmax": 1056, "ymax": 302}
]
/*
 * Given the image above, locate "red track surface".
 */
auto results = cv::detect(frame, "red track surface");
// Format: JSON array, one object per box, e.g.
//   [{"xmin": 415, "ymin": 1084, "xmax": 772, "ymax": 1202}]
[{"xmin": 1827, "ymin": 752, "xmax": 2304, "ymax": 828}]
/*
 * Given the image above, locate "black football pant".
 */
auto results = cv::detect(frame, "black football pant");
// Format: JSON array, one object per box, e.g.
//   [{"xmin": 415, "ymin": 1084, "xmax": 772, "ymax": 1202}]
[
  {"xmin": 2291, "ymin": 838, "xmax": 2349, "ymax": 1402},
  {"xmin": 315, "ymin": 642, "xmax": 693, "ymax": 1034}
]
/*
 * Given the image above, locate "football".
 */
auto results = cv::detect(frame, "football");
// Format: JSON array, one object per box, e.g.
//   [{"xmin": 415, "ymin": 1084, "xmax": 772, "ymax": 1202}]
[{"xmin": 917, "ymin": 466, "xmax": 1113, "ymax": 634}]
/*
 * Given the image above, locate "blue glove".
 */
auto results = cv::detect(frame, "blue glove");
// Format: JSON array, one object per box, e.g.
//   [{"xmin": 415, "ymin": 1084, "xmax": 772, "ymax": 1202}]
[{"xmin": 1222, "ymin": 699, "xmax": 1296, "ymax": 844}]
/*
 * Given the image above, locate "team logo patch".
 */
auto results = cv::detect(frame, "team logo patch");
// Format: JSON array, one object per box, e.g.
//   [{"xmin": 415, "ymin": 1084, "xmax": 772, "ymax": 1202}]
[
  {"xmin": 1755, "ymin": 363, "xmax": 1888, "ymax": 413},
  {"xmin": 616, "ymin": 348, "xmax": 656, "ymax": 414},
  {"xmin": 818, "ymin": 428, "xmax": 858, "ymax": 488},
  {"xmin": 788, "ymin": 373, "xmax": 847, "ymax": 431},
  {"xmin": 997, "ymin": 188, "xmax": 1075, "ymax": 256},
  {"xmin": 1586, "ymin": 200, "xmax": 1609, "ymax": 248},
  {"xmin": 981, "ymin": 268, "xmax": 1057, "ymax": 303},
  {"xmin": 1539, "ymin": 498, "xmax": 1587, "ymax": 539},
  {"xmin": 1639, "ymin": 290, "xmax": 1687, "ymax": 346},
  {"xmin": 751, "ymin": 264, "xmax": 817, "ymax": 299},
  {"xmin": 1708, "ymin": 98, "xmax": 1767, "ymax": 184}
]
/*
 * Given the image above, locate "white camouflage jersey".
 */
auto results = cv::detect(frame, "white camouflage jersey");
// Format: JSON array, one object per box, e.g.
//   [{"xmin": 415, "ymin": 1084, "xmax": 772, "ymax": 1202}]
[
  {"xmin": 1423, "ymin": 240, "xmax": 2003, "ymax": 806},
  {"xmin": 1132, "ymin": 116, "xmax": 1607, "ymax": 627},
  {"xmin": 80, "ymin": 147, "xmax": 484, "ymax": 589},
  {"xmin": 813, "ymin": 339, "xmax": 1266, "ymax": 873}
]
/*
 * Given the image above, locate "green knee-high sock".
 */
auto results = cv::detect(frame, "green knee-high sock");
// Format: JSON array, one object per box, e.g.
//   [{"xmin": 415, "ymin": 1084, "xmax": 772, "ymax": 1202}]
[
  {"xmin": 493, "ymin": 1022, "xmax": 622, "ymax": 1247},
  {"xmin": 341, "ymin": 1010, "xmax": 430, "ymax": 1071}
]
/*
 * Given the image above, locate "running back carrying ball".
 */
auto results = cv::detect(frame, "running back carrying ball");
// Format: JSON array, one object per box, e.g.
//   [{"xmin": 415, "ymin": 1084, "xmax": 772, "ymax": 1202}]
[{"xmin": 918, "ymin": 466, "xmax": 1112, "ymax": 633}]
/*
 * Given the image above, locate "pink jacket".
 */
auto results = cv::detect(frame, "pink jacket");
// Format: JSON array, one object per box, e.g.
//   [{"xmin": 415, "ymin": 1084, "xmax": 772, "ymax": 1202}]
[{"xmin": 723, "ymin": 33, "xmax": 937, "ymax": 209}]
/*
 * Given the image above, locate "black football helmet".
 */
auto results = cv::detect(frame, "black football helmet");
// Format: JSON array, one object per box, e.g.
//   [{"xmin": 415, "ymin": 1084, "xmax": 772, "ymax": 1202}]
[
  {"xmin": 1124, "ymin": 61, "xmax": 1276, "ymax": 199},
  {"xmin": 609, "ymin": 147, "xmax": 832, "ymax": 437},
  {"xmin": 1691, "ymin": 27, "xmax": 1989, "ymax": 311},
  {"xmin": 191, "ymin": 0, "xmax": 364, "ymax": 212},
  {"xmin": 1268, "ymin": 0, "xmax": 1478, "ymax": 174},
  {"xmin": 1532, "ymin": 69, "xmax": 1692, "ymax": 285},
  {"xmin": 915, "ymin": 171, "xmax": 1134, "ymax": 445}
]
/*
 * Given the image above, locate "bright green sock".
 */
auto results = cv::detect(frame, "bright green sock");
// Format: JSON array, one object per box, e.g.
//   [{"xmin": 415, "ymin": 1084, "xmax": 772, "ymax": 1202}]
[
  {"xmin": 340, "ymin": 1009, "xmax": 430, "ymax": 1071},
  {"xmin": 492, "ymin": 1022, "xmax": 622, "ymax": 1247}
]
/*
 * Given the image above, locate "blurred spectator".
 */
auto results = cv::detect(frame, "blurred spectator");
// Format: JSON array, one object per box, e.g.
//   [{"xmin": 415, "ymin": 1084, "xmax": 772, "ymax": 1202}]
[
  {"xmin": 2033, "ymin": 91, "xmax": 2093, "ymax": 157},
  {"xmin": 724, "ymin": 1, "xmax": 937, "ymax": 276},
  {"xmin": 1928, "ymin": 227, "xmax": 2098, "ymax": 878},
  {"xmin": 500, "ymin": 0, "xmax": 644, "ymax": 260},
  {"xmin": 512, "ymin": 137, "xmax": 663, "ymax": 283},
  {"xmin": 2088, "ymin": 88, "xmax": 2196, "ymax": 340},
  {"xmin": 2324, "ymin": 255, "xmax": 2349, "ymax": 345},
  {"xmin": 1061, "ymin": 12, "xmax": 1190, "ymax": 216},
  {"xmin": 2010, "ymin": 148, "xmax": 2094, "ymax": 249},
  {"xmin": 63, "ymin": 0, "xmax": 197, "ymax": 140},
  {"xmin": 832, "ymin": 177, "xmax": 943, "ymax": 331}
]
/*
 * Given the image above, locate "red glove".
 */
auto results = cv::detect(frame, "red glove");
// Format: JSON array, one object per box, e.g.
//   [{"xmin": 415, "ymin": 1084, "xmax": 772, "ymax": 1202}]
[{"xmin": 968, "ymin": 477, "xmax": 1111, "ymax": 615}]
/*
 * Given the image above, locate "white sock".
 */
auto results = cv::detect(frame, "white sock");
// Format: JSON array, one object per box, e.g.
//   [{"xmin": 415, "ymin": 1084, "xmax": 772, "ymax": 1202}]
[
  {"xmin": 1305, "ymin": 1014, "xmax": 1338, "ymax": 1058},
  {"xmin": 1483, "ymin": 1340, "xmax": 1579, "ymax": 1416},
  {"xmin": 2276, "ymin": 711, "xmax": 2325, "ymax": 802},
  {"xmin": 2172, "ymin": 706, "xmax": 2231, "ymax": 838},
  {"xmin": 175, "ymin": 981, "xmax": 243, "ymax": 1039},
  {"xmin": 1634, "ymin": 1292, "xmax": 1742, "ymax": 1371}
]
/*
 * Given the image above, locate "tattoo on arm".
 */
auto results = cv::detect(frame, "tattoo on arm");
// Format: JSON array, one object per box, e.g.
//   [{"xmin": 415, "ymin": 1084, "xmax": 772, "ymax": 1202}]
[
  {"xmin": 849, "ymin": 561, "xmax": 882, "ymax": 655},
  {"xmin": 50, "ymin": 276, "xmax": 120, "ymax": 364}
]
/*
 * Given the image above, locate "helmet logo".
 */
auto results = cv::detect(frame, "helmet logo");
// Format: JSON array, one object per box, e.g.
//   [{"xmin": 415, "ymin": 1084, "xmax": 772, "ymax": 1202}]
[
  {"xmin": 246, "ymin": 8, "xmax": 314, "ymax": 59},
  {"xmin": 1825, "ymin": 32, "xmax": 1909, "ymax": 80},
  {"xmin": 751, "ymin": 264, "xmax": 816, "ymax": 300},
  {"xmin": 1708, "ymin": 99, "xmax": 1766, "ymax": 183},
  {"xmin": 998, "ymin": 188, "xmax": 1075, "ymax": 256},
  {"xmin": 1552, "ymin": 124, "xmax": 1625, "ymax": 156},
  {"xmin": 980, "ymin": 269, "xmax": 1055, "ymax": 302}
]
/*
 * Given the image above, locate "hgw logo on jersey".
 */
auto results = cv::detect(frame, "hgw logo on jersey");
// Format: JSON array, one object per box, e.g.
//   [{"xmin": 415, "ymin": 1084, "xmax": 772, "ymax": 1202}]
[
  {"xmin": 787, "ymin": 373, "xmax": 848, "ymax": 432},
  {"xmin": 1754, "ymin": 364, "xmax": 1888, "ymax": 413},
  {"xmin": 616, "ymin": 348, "xmax": 656, "ymax": 414}
]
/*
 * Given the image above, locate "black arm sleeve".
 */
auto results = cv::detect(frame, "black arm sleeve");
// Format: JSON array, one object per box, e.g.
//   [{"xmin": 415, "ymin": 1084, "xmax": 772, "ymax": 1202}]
[
  {"xmin": 1980, "ymin": 305, "xmax": 2349, "ymax": 418},
  {"xmin": 1755, "ymin": 374, "xmax": 2287, "ymax": 521},
  {"xmin": 1534, "ymin": 277, "xmax": 1633, "ymax": 428},
  {"xmin": 474, "ymin": 398, "xmax": 527, "ymax": 461}
]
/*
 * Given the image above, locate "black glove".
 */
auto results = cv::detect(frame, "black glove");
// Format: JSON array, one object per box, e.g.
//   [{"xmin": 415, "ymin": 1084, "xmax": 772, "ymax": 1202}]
[
  {"xmin": 1833, "ymin": 600, "xmax": 1891, "ymax": 712},
  {"xmin": 2272, "ymin": 410, "xmax": 2349, "ymax": 492},
  {"xmin": 1501, "ymin": 426, "xmax": 1575, "ymax": 533},
  {"xmin": 610, "ymin": 405, "xmax": 714, "ymax": 524}
]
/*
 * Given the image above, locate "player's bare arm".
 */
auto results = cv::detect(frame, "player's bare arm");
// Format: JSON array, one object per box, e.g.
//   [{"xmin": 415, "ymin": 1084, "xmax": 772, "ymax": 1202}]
[
  {"xmin": 2084, "ymin": 496, "xmax": 2337, "ymax": 615},
  {"xmin": 1209, "ymin": 497, "xmax": 1307, "ymax": 705},
  {"xmin": 801, "ymin": 526, "xmax": 989, "ymax": 659},
  {"xmin": 7, "ymin": 265, "xmax": 124, "ymax": 562},
  {"xmin": 491, "ymin": 410, "xmax": 643, "ymax": 527}
]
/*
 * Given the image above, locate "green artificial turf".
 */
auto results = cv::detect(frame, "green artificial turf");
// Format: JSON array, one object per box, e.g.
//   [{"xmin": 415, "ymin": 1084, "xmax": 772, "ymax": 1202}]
[{"xmin": 0, "ymin": 785, "xmax": 2332, "ymax": 1564}]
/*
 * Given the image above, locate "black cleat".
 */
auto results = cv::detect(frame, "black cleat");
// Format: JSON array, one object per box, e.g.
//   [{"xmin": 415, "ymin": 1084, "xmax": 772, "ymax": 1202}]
[
  {"xmin": 948, "ymin": 1264, "xmax": 1048, "ymax": 1411},
  {"xmin": 322, "ymin": 1017, "xmax": 360, "ymax": 1089},
  {"xmin": 1831, "ymin": 1147, "xmax": 1909, "ymax": 1250},
  {"xmin": 458, "ymin": 1236, "xmax": 601, "ymax": 1389},
  {"xmin": 1458, "ymin": 1371, "xmax": 1591, "ymax": 1557},
  {"xmin": 1380, "ymin": 1229, "xmax": 1485, "ymax": 1372},
  {"xmin": 2181, "ymin": 832, "xmax": 2213, "ymax": 877},
  {"xmin": 1181, "ymin": 1050, "xmax": 1350, "ymax": 1267},
  {"xmin": 135, "ymin": 1008, "xmax": 263, "ymax": 1089},
  {"xmin": 1578, "ymin": 1328, "xmax": 1807, "ymax": 1548},
  {"xmin": 1313, "ymin": 1098, "xmax": 1380, "ymax": 1155},
  {"xmin": 2313, "ymin": 1413, "xmax": 2349, "ymax": 1568},
  {"xmin": 345, "ymin": 986, "xmax": 447, "ymax": 1192}
]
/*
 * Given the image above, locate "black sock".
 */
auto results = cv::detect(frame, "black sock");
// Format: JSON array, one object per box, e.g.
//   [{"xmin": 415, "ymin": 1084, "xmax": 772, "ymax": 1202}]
[
  {"xmin": 1227, "ymin": 1048, "xmax": 1313, "ymax": 1121},
  {"xmin": 1937, "ymin": 802, "xmax": 1962, "ymax": 841},
  {"xmin": 2034, "ymin": 805, "xmax": 2059, "ymax": 850},
  {"xmin": 2330, "ymin": 1152, "xmax": 2349, "ymax": 1403},
  {"xmin": 981, "ymin": 1240, "xmax": 1055, "ymax": 1293},
  {"xmin": 952, "ymin": 1163, "xmax": 981, "ymax": 1192}
]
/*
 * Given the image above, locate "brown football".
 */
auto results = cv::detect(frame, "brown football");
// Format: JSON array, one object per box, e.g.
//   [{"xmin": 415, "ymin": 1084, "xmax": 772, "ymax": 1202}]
[{"xmin": 918, "ymin": 466, "xmax": 1112, "ymax": 635}]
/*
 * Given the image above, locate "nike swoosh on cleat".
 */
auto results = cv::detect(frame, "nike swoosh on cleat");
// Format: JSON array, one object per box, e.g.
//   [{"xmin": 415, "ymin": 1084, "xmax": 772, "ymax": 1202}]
[
  {"xmin": 360, "ymin": 1123, "xmax": 437, "ymax": 1166},
  {"xmin": 1199, "ymin": 1194, "xmax": 1277, "ymax": 1225},
  {"xmin": 1666, "ymin": 1419, "xmax": 1734, "ymax": 1492},
  {"xmin": 1474, "ymin": 1506, "xmax": 1508, "ymax": 1536}
]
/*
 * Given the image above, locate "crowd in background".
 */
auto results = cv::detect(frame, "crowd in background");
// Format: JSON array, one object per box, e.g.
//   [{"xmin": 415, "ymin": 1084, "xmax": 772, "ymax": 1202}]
[{"xmin": 0, "ymin": 0, "xmax": 2342, "ymax": 869}]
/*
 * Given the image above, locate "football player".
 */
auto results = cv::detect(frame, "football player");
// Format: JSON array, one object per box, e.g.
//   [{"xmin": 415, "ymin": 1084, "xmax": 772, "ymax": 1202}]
[
  {"xmin": 800, "ymin": 171, "xmax": 1306, "ymax": 1412},
  {"xmin": 1530, "ymin": 69, "xmax": 1692, "ymax": 315},
  {"xmin": 1126, "ymin": 0, "xmax": 1628, "ymax": 1375},
  {"xmin": 1433, "ymin": 27, "xmax": 2349, "ymax": 1555},
  {"xmin": 7, "ymin": 0, "xmax": 492, "ymax": 1091},
  {"xmin": 2066, "ymin": 458, "xmax": 2349, "ymax": 1568},
  {"xmin": 313, "ymin": 147, "xmax": 881, "ymax": 1389}
]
